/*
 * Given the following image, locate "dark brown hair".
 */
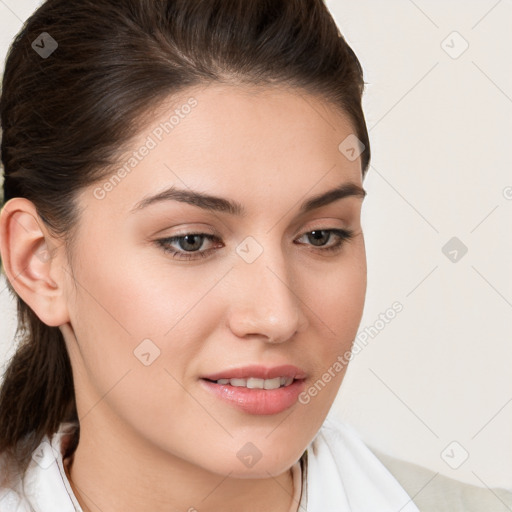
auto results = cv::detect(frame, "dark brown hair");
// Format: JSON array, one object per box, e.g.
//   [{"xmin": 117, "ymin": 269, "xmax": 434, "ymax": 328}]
[{"xmin": 0, "ymin": 0, "xmax": 370, "ymax": 479}]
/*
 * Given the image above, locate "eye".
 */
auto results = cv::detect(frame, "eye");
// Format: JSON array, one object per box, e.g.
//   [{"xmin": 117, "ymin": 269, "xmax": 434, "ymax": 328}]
[
  {"xmin": 155, "ymin": 228, "xmax": 355, "ymax": 261},
  {"xmin": 155, "ymin": 233, "xmax": 221, "ymax": 260},
  {"xmin": 295, "ymin": 229, "xmax": 354, "ymax": 254}
]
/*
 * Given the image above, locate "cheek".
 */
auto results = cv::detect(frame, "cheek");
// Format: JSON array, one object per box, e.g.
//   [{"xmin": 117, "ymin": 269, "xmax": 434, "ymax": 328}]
[
  {"xmin": 300, "ymin": 251, "xmax": 366, "ymax": 399},
  {"xmin": 310, "ymin": 250, "xmax": 367, "ymax": 340},
  {"xmin": 73, "ymin": 243, "xmax": 207, "ymax": 340},
  {"xmin": 68, "ymin": 247, "xmax": 220, "ymax": 387},
  {"xmin": 67, "ymin": 253, "xmax": 209, "ymax": 436},
  {"xmin": 333, "ymin": 267, "xmax": 366, "ymax": 338}
]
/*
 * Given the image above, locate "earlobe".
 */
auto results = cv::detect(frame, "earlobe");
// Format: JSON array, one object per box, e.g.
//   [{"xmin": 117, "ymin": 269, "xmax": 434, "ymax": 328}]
[{"xmin": 0, "ymin": 197, "xmax": 70, "ymax": 327}]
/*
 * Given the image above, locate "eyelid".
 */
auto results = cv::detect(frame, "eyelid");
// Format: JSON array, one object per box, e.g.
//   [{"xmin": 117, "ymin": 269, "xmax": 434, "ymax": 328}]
[
  {"xmin": 152, "ymin": 223, "xmax": 218, "ymax": 237},
  {"xmin": 295, "ymin": 217, "xmax": 353, "ymax": 235},
  {"xmin": 154, "ymin": 218, "xmax": 352, "ymax": 246}
]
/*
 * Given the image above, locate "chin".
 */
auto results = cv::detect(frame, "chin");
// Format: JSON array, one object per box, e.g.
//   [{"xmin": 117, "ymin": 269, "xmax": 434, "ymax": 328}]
[
  {"xmin": 219, "ymin": 460, "xmax": 296, "ymax": 479},
  {"xmin": 211, "ymin": 442, "xmax": 302, "ymax": 479}
]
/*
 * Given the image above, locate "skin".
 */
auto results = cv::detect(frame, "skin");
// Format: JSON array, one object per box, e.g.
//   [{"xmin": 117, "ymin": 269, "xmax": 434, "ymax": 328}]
[{"xmin": 0, "ymin": 83, "xmax": 367, "ymax": 512}]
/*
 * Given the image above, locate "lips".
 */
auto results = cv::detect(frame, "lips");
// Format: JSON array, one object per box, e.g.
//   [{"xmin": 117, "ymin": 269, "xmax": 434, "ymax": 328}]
[
  {"xmin": 201, "ymin": 364, "xmax": 308, "ymax": 382},
  {"xmin": 199, "ymin": 374, "xmax": 307, "ymax": 415}
]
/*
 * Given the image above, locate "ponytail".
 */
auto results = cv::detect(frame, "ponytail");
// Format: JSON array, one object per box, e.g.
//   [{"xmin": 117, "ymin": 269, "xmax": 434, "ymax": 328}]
[{"xmin": 0, "ymin": 286, "xmax": 78, "ymax": 480}]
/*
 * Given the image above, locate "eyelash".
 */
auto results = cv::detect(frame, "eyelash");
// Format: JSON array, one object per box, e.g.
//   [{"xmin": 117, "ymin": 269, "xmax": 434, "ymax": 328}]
[{"xmin": 155, "ymin": 228, "xmax": 355, "ymax": 261}]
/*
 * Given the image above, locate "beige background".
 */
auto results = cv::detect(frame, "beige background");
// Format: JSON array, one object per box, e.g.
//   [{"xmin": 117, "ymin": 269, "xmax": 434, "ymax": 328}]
[{"xmin": 1, "ymin": 0, "xmax": 511, "ymax": 490}]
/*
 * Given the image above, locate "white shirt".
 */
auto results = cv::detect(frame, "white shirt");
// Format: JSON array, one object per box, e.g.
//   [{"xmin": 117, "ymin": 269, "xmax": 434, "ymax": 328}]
[{"xmin": 0, "ymin": 415, "xmax": 420, "ymax": 511}]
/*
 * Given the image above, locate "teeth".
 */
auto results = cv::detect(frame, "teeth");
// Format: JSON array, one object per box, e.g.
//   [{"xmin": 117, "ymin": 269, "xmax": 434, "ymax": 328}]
[{"xmin": 214, "ymin": 377, "xmax": 294, "ymax": 389}]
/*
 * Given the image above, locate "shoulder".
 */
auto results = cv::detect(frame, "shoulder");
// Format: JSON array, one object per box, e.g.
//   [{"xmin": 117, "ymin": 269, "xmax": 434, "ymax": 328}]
[
  {"xmin": 304, "ymin": 416, "xmax": 421, "ymax": 511},
  {"xmin": 0, "ymin": 422, "xmax": 80, "ymax": 512},
  {"xmin": 314, "ymin": 416, "xmax": 512, "ymax": 512},
  {"xmin": 0, "ymin": 450, "xmax": 32, "ymax": 512},
  {"xmin": 369, "ymin": 446, "xmax": 512, "ymax": 512}
]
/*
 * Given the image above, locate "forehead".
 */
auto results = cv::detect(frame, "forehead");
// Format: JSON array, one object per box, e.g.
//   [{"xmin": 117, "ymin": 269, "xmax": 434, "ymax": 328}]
[
  {"xmin": 165, "ymin": 82, "xmax": 356, "ymax": 150},
  {"xmin": 77, "ymin": 83, "xmax": 363, "ymax": 223}
]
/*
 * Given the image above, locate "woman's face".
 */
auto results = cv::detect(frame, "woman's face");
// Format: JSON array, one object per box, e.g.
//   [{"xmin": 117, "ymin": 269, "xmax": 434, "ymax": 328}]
[{"xmin": 61, "ymin": 83, "xmax": 367, "ymax": 477}]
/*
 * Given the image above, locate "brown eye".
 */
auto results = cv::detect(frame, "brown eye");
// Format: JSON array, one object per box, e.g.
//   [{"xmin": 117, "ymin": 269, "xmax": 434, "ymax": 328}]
[
  {"xmin": 296, "ymin": 229, "xmax": 354, "ymax": 253},
  {"xmin": 306, "ymin": 230, "xmax": 331, "ymax": 246}
]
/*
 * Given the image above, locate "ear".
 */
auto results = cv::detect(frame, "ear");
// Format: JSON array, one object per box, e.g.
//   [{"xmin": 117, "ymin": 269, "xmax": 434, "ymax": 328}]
[{"xmin": 0, "ymin": 197, "xmax": 71, "ymax": 327}]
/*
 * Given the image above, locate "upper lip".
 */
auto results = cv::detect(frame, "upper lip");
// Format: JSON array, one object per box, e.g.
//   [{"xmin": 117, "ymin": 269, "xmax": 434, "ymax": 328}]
[{"xmin": 201, "ymin": 364, "xmax": 307, "ymax": 381}]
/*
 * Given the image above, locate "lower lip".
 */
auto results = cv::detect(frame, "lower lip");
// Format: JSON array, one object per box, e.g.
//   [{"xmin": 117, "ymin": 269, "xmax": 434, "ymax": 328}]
[{"xmin": 199, "ymin": 378, "xmax": 306, "ymax": 415}]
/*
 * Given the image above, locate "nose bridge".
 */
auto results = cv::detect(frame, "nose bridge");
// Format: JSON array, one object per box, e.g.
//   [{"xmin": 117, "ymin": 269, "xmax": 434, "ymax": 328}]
[{"xmin": 228, "ymin": 235, "xmax": 306, "ymax": 342}]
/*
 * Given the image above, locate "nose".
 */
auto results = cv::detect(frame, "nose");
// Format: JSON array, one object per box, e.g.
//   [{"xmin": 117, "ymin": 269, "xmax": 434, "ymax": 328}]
[{"xmin": 227, "ymin": 241, "xmax": 308, "ymax": 344}]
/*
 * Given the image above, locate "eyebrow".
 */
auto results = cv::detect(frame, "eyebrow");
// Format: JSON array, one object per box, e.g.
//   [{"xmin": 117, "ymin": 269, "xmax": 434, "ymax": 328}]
[{"xmin": 130, "ymin": 182, "xmax": 366, "ymax": 216}]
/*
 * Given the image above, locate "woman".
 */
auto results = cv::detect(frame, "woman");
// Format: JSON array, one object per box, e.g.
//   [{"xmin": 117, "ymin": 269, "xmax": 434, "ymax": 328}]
[{"xmin": 0, "ymin": 1, "xmax": 510, "ymax": 511}]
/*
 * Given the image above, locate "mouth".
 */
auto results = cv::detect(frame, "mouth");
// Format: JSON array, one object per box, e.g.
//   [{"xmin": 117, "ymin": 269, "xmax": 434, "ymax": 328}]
[
  {"xmin": 201, "ymin": 376, "xmax": 296, "ymax": 389},
  {"xmin": 200, "ymin": 363, "xmax": 307, "ymax": 382},
  {"xmin": 199, "ymin": 365, "xmax": 308, "ymax": 415}
]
